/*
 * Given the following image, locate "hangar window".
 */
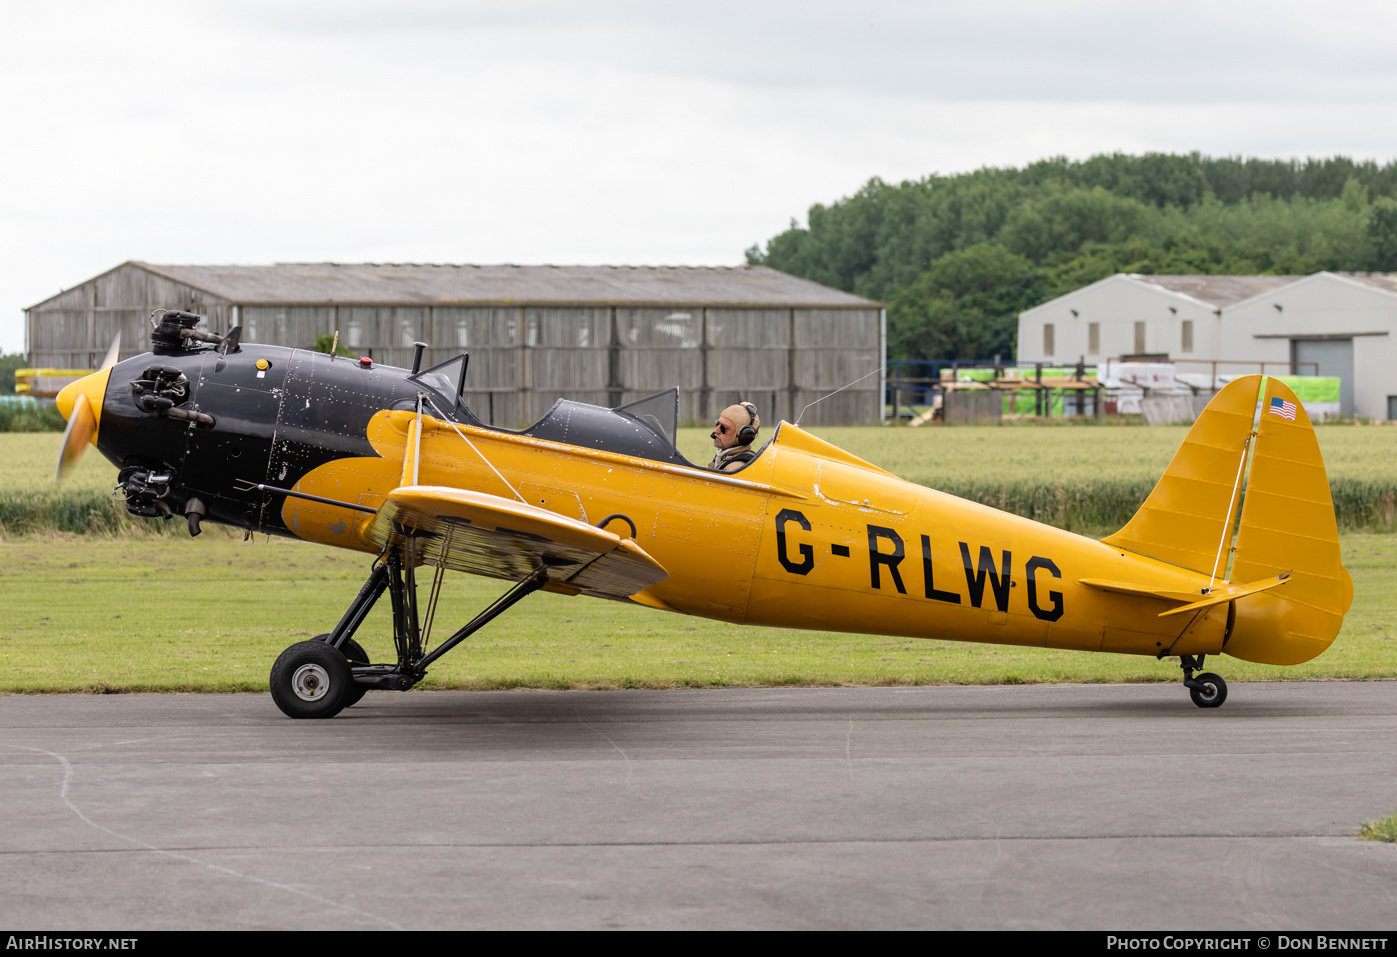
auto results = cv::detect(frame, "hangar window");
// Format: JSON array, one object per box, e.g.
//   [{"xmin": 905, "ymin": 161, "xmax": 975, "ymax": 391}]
[
  {"xmin": 1043, "ymin": 323, "xmax": 1055, "ymax": 356},
  {"xmin": 1088, "ymin": 322, "xmax": 1100, "ymax": 355},
  {"xmin": 1134, "ymin": 321, "xmax": 1146, "ymax": 354},
  {"xmin": 1182, "ymin": 320, "xmax": 1194, "ymax": 353}
]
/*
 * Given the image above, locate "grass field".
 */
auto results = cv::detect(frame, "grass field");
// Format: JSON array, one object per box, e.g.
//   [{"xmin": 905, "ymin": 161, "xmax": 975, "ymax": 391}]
[
  {"xmin": 2, "ymin": 424, "xmax": 1392, "ymax": 692},
  {"xmin": 5, "ymin": 423, "xmax": 1395, "ymax": 537},
  {"xmin": 1, "ymin": 531, "xmax": 1394, "ymax": 693}
]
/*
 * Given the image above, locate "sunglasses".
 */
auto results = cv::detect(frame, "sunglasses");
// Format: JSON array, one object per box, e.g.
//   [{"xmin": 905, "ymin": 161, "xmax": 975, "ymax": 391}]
[{"xmin": 714, "ymin": 421, "xmax": 731, "ymax": 434}]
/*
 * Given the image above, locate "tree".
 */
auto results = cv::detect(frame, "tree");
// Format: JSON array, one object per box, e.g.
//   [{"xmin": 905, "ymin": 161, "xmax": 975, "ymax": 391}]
[
  {"xmin": 0, "ymin": 353, "xmax": 25, "ymax": 395},
  {"xmin": 749, "ymin": 151, "xmax": 1397, "ymax": 350},
  {"xmin": 1370, "ymin": 198, "xmax": 1397, "ymax": 271},
  {"xmin": 313, "ymin": 333, "xmax": 357, "ymax": 358},
  {"xmin": 999, "ymin": 186, "xmax": 1152, "ymax": 263},
  {"xmin": 888, "ymin": 244, "xmax": 1042, "ymax": 360}
]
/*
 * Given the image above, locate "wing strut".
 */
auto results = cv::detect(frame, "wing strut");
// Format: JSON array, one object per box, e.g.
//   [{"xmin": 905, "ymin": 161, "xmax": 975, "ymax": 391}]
[
  {"xmin": 300, "ymin": 546, "xmax": 549, "ymax": 714},
  {"xmin": 416, "ymin": 567, "xmax": 547, "ymax": 670}
]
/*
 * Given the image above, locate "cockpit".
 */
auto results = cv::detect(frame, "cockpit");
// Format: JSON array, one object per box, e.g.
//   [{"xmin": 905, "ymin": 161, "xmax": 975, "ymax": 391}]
[{"xmin": 410, "ymin": 353, "xmax": 700, "ymax": 468}]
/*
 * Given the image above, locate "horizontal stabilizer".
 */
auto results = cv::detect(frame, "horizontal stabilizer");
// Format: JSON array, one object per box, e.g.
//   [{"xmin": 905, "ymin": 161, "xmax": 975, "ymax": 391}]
[
  {"xmin": 1079, "ymin": 573, "xmax": 1292, "ymax": 618},
  {"xmin": 365, "ymin": 485, "xmax": 669, "ymax": 601},
  {"xmin": 1156, "ymin": 572, "xmax": 1291, "ymax": 618},
  {"xmin": 1077, "ymin": 578, "xmax": 1203, "ymax": 604}
]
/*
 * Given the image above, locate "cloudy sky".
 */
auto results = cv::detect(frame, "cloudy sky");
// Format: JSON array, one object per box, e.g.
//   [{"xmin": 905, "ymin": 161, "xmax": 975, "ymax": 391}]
[{"xmin": 4, "ymin": 0, "xmax": 1396, "ymax": 352}]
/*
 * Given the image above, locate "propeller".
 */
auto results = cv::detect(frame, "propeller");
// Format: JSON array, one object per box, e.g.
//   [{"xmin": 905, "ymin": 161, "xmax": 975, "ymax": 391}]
[
  {"xmin": 55, "ymin": 332, "xmax": 120, "ymax": 482},
  {"xmin": 98, "ymin": 331, "xmax": 121, "ymax": 371},
  {"xmin": 55, "ymin": 392, "xmax": 95, "ymax": 481}
]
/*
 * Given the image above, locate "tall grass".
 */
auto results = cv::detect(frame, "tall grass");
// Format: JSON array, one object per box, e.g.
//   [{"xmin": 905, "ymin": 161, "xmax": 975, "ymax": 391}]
[
  {"xmin": 4, "ymin": 425, "xmax": 1394, "ymax": 536},
  {"xmin": 0, "ymin": 402, "xmax": 65, "ymax": 432},
  {"xmin": 892, "ymin": 476, "xmax": 1394, "ymax": 536},
  {"xmin": 810, "ymin": 424, "xmax": 1396, "ymax": 533},
  {"xmin": 0, "ymin": 433, "xmax": 184, "ymax": 537},
  {"xmin": 0, "ymin": 489, "xmax": 137, "ymax": 535}
]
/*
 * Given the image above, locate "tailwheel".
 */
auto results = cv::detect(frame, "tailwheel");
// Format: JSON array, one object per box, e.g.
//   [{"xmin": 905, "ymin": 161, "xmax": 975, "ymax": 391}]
[
  {"xmin": 270, "ymin": 640, "xmax": 354, "ymax": 719},
  {"xmin": 317, "ymin": 634, "xmax": 369, "ymax": 708},
  {"xmin": 1179, "ymin": 654, "xmax": 1228, "ymax": 709},
  {"xmin": 1189, "ymin": 672, "xmax": 1228, "ymax": 709}
]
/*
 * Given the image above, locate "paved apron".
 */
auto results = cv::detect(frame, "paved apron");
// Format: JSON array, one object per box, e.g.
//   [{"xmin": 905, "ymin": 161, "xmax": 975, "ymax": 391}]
[{"xmin": 1, "ymin": 683, "xmax": 1394, "ymax": 930}]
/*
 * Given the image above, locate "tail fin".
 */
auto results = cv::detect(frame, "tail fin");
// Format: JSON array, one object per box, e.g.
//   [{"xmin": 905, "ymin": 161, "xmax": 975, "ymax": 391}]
[
  {"xmin": 1102, "ymin": 376, "xmax": 1350, "ymax": 665},
  {"xmin": 1102, "ymin": 375, "xmax": 1262, "ymax": 576}
]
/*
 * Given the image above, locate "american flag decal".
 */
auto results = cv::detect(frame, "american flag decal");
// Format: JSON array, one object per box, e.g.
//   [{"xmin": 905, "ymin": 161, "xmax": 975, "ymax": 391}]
[{"xmin": 1269, "ymin": 396, "xmax": 1298, "ymax": 420}]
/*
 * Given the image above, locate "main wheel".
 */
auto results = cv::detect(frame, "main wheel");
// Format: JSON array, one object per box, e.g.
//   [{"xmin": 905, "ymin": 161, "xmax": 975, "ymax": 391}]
[
  {"xmin": 1189, "ymin": 672, "xmax": 1228, "ymax": 709},
  {"xmin": 316, "ymin": 634, "xmax": 369, "ymax": 707},
  {"xmin": 270, "ymin": 640, "xmax": 354, "ymax": 718}
]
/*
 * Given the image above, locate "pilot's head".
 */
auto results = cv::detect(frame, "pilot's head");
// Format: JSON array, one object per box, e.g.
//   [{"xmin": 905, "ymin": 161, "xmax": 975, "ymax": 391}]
[{"xmin": 712, "ymin": 401, "xmax": 760, "ymax": 450}]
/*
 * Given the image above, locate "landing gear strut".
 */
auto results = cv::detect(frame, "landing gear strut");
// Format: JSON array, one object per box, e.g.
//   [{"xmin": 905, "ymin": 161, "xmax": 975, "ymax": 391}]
[
  {"xmin": 1180, "ymin": 654, "xmax": 1228, "ymax": 709},
  {"xmin": 268, "ymin": 548, "xmax": 547, "ymax": 719}
]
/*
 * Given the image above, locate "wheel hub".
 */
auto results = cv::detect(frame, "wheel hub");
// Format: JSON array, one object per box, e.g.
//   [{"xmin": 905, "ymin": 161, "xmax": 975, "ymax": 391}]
[{"xmin": 291, "ymin": 663, "xmax": 331, "ymax": 701}]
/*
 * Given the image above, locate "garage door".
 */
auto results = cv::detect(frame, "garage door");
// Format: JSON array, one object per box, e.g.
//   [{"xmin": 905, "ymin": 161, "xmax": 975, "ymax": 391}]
[{"xmin": 1292, "ymin": 338, "xmax": 1353, "ymax": 417}]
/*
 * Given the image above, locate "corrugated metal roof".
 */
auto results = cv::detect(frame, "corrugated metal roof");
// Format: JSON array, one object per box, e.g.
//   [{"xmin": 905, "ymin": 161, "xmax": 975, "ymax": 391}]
[
  {"xmin": 1335, "ymin": 272, "xmax": 1397, "ymax": 296},
  {"xmin": 134, "ymin": 262, "xmax": 879, "ymax": 308},
  {"xmin": 1128, "ymin": 274, "xmax": 1303, "ymax": 308}
]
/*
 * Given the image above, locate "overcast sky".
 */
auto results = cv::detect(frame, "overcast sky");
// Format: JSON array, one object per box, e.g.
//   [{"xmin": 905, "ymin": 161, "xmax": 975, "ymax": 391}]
[{"xmin": 4, "ymin": 0, "xmax": 1397, "ymax": 353}]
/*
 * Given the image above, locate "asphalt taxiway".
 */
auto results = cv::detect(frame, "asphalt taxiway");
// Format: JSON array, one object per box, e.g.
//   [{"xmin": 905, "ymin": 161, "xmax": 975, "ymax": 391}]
[{"xmin": 1, "ymin": 683, "xmax": 1395, "ymax": 930}]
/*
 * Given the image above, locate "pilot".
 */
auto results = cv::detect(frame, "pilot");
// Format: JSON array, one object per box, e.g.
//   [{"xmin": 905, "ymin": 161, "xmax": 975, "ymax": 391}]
[{"xmin": 709, "ymin": 401, "xmax": 760, "ymax": 472}]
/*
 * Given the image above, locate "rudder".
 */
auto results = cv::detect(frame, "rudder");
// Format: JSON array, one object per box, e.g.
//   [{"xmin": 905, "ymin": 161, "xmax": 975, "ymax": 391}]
[{"xmin": 1225, "ymin": 378, "xmax": 1348, "ymax": 664}]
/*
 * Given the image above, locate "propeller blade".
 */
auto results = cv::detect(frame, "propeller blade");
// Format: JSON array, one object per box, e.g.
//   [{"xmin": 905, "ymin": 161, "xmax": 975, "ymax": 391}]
[
  {"xmin": 99, "ymin": 331, "xmax": 121, "ymax": 371},
  {"xmin": 56, "ymin": 391, "xmax": 95, "ymax": 482}
]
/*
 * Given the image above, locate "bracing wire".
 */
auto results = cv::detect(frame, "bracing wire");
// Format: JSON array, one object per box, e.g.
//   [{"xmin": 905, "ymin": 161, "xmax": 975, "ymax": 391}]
[
  {"xmin": 796, "ymin": 365, "xmax": 884, "ymax": 426},
  {"xmin": 421, "ymin": 395, "xmax": 528, "ymax": 504}
]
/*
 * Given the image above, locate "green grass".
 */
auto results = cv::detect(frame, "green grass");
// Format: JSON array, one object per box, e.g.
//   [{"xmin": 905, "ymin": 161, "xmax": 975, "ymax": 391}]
[
  {"xmin": 1, "ymin": 532, "xmax": 1394, "ymax": 693},
  {"xmin": 1358, "ymin": 812, "xmax": 1397, "ymax": 842}
]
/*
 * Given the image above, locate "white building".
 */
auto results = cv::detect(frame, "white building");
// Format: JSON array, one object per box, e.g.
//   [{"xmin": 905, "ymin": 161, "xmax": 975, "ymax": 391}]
[{"xmin": 1017, "ymin": 272, "xmax": 1397, "ymax": 419}]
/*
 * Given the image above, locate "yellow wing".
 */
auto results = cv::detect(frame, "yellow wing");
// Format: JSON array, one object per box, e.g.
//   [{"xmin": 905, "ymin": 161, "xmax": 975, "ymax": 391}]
[{"xmin": 363, "ymin": 485, "xmax": 668, "ymax": 601}]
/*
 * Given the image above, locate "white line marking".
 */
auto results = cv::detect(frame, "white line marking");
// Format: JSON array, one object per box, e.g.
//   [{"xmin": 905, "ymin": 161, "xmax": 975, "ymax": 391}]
[{"xmin": 1, "ymin": 743, "xmax": 404, "ymax": 930}]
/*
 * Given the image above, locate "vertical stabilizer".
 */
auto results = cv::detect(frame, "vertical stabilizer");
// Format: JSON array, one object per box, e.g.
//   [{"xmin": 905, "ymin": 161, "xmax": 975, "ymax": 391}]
[{"xmin": 1101, "ymin": 376, "xmax": 1261, "ymax": 574}]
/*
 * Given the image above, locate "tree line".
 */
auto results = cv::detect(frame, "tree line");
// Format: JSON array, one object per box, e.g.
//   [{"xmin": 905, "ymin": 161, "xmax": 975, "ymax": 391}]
[{"xmin": 745, "ymin": 153, "xmax": 1397, "ymax": 361}]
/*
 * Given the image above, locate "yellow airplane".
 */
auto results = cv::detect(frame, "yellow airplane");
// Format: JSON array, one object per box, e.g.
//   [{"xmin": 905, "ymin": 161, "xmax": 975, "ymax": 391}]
[{"xmin": 55, "ymin": 313, "xmax": 1351, "ymax": 718}]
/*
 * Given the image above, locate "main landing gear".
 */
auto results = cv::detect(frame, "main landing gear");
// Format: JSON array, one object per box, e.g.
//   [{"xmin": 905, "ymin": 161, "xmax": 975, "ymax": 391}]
[
  {"xmin": 268, "ymin": 549, "xmax": 547, "ymax": 719},
  {"xmin": 1179, "ymin": 654, "xmax": 1228, "ymax": 709}
]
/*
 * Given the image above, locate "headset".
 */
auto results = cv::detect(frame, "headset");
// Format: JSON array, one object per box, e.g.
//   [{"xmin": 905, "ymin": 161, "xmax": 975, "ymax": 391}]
[
  {"xmin": 710, "ymin": 401, "xmax": 760, "ymax": 446},
  {"xmin": 735, "ymin": 401, "xmax": 759, "ymax": 445}
]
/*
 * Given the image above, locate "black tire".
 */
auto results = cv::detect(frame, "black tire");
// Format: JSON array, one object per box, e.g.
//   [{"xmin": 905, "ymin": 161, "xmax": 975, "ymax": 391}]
[
  {"xmin": 1189, "ymin": 672, "xmax": 1228, "ymax": 709},
  {"xmin": 270, "ymin": 640, "xmax": 353, "ymax": 719},
  {"xmin": 316, "ymin": 634, "xmax": 369, "ymax": 708}
]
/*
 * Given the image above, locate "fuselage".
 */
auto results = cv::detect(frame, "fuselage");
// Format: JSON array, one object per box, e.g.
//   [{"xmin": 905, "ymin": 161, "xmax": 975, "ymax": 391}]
[{"xmin": 77, "ymin": 341, "xmax": 1234, "ymax": 661}]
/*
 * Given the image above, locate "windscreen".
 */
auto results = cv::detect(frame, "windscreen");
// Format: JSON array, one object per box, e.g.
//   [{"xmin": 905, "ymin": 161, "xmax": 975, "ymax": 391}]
[
  {"xmin": 614, "ymin": 389, "xmax": 678, "ymax": 448},
  {"xmin": 412, "ymin": 354, "xmax": 468, "ymax": 408}
]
